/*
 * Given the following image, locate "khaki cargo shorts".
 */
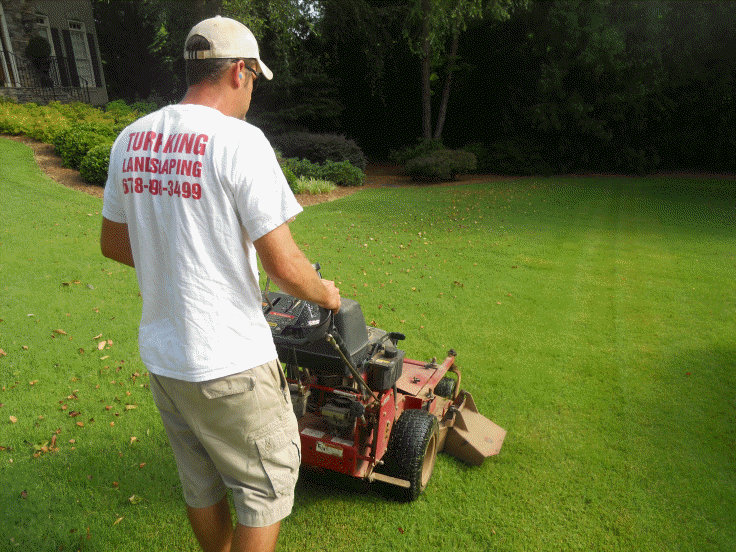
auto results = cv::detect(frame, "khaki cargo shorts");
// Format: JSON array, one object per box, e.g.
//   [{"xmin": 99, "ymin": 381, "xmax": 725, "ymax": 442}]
[{"xmin": 149, "ymin": 359, "xmax": 301, "ymax": 528}]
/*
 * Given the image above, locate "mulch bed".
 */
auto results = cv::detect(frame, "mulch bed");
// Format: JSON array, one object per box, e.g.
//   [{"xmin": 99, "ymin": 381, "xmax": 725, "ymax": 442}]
[
  {"xmin": 4, "ymin": 135, "xmax": 509, "ymax": 207},
  {"xmin": 5, "ymin": 135, "xmax": 733, "ymax": 206}
]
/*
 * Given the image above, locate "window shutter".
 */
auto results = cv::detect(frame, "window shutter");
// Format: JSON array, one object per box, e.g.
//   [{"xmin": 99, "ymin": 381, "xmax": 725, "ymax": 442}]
[
  {"xmin": 86, "ymin": 33, "xmax": 101, "ymax": 88},
  {"xmin": 61, "ymin": 29, "xmax": 80, "ymax": 87},
  {"xmin": 50, "ymin": 28, "xmax": 69, "ymax": 87}
]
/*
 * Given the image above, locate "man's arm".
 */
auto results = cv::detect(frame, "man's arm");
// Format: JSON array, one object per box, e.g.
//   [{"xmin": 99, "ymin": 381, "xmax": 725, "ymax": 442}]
[
  {"xmin": 254, "ymin": 223, "xmax": 340, "ymax": 312},
  {"xmin": 100, "ymin": 217, "xmax": 135, "ymax": 268}
]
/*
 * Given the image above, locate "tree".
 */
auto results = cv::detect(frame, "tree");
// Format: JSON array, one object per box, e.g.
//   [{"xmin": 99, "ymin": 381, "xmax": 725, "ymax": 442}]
[{"xmin": 405, "ymin": 0, "xmax": 528, "ymax": 141}]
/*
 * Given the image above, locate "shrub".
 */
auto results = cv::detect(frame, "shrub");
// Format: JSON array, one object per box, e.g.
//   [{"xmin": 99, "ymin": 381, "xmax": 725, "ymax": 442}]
[
  {"xmin": 281, "ymin": 157, "xmax": 320, "ymax": 180},
  {"xmin": 130, "ymin": 99, "xmax": 158, "ymax": 115},
  {"xmin": 390, "ymin": 139, "xmax": 445, "ymax": 165},
  {"xmin": 271, "ymin": 132, "xmax": 367, "ymax": 171},
  {"xmin": 25, "ymin": 35, "xmax": 51, "ymax": 60},
  {"xmin": 462, "ymin": 142, "xmax": 492, "ymax": 172},
  {"xmin": 80, "ymin": 143, "xmax": 113, "ymax": 186},
  {"xmin": 404, "ymin": 149, "xmax": 477, "ymax": 182},
  {"xmin": 487, "ymin": 138, "xmax": 553, "ymax": 176},
  {"xmin": 55, "ymin": 127, "xmax": 111, "ymax": 170},
  {"xmin": 105, "ymin": 99, "xmax": 133, "ymax": 119},
  {"xmin": 281, "ymin": 157, "xmax": 364, "ymax": 187},
  {"xmin": 315, "ymin": 160, "xmax": 365, "ymax": 187},
  {"xmin": 281, "ymin": 165, "xmax": 299, "ymax": 193}
]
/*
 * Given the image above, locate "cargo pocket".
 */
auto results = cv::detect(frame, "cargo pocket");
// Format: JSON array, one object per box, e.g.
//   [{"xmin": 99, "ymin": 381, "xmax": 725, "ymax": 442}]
[
  {"xmin": 254, "ymin": 415, "xmax": 301, "ymax": 497},
  {"xmin": 200, "ymin": 373, "xmax": 256, "ymax": 399}
]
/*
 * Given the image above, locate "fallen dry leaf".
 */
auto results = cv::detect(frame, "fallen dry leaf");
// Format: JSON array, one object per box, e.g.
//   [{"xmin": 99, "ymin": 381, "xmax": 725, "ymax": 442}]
[
  {"xmin": 53, "ymin": 329, "xmax": 67, "ymax": 335},
  {"xmin": 113, "ymin": 517, "xmax": 124, "ymax": 526},
  {"xmin": 9, "ymin": 416, "xmax": 17, "ymax": 423},
  {"xmin": 0, "ymin": 349, "xmax": 6, "ymax": 357},
  {"xmin": 98, "ymin": 341, "xmax": 106, "ymax": 351}
]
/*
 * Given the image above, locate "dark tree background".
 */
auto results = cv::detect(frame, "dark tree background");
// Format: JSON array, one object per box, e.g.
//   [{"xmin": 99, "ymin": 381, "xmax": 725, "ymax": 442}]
[{"xmin": 92, "ymin": 0, "xmax": 736, "ymax": 174}]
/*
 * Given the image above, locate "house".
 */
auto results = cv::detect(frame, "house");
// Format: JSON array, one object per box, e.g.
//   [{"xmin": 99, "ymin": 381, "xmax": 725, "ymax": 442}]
[{"xmin": 0, "ymin": 0, "xmax": 107, "ymax": 105}]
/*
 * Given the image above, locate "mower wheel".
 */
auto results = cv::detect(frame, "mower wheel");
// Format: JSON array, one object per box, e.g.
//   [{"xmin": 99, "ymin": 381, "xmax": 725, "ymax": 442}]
[
  {"xmin": 381, "ymin": 409, "xmax": 439, "ymax": 501},
  {"xmin": 434, "ymin": 376, "xmax": 456, "ymax": 399}
]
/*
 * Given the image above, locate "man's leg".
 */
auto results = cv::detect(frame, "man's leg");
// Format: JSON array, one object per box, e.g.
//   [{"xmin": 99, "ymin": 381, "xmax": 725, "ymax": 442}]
[
  {"xmin": 187, "ymin": 497, "xmax": 282, "ymax": 552},
  {"xmin": 231, "ymin": 521, "xmax": 281, "ymax": 552},
  {"xmin": 187, "ymin": 496, "xmax": 233, "ymax": 552}
]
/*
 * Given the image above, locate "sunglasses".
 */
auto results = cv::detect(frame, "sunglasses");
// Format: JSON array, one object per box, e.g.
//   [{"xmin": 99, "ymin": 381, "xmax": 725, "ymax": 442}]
[{"xmin": 233, "ymin": 60, "xmax": 259, "ymax": 91}]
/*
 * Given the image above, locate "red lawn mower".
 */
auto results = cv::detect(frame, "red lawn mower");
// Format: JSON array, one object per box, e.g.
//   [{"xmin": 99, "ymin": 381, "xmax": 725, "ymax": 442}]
[{"xmin": 263, "ymin": 265, "xmax": 506, "ymax": 501}]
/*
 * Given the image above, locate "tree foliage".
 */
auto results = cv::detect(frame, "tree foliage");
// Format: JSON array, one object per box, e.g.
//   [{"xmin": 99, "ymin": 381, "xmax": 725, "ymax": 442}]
[{"xmin": 92, "ymin": 0, "xmax": 736, "ymax": 172}]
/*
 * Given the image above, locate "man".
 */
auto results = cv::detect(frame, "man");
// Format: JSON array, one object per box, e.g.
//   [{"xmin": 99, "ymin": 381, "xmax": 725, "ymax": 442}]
[{"xmin": 100, "ymin": 16, "xmax": 340, "ymax": 552}]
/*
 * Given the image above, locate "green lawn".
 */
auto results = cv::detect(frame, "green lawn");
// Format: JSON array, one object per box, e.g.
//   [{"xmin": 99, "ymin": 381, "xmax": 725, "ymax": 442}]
[{"xmin": 1, "ymin": 136, "xmax": 735, "ymax": 551}]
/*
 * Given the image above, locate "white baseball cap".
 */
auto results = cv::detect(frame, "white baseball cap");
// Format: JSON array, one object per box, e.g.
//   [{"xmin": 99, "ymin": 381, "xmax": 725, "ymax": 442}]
[{"xmin": 185, "ymin": 16, "xmax": 273, "ymax": 80}]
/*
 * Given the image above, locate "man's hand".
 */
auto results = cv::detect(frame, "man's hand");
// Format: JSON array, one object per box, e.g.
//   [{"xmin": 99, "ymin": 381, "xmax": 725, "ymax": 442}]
[{"xmin": 319, "ymin": 279, "xmax": 341, "ymax": 313}]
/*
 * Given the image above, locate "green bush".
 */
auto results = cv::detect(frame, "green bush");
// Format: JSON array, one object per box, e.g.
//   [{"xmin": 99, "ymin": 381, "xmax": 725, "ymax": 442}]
[
  {"xmin": 281, "ymin": 165, "xmax": 299, "ymax": 193},
  {"xmin": 404, "ymin": 149, "xmax": 477, "ymax": 182},
  {"xmin": 315, "ymin": 160, "xmax": 365, "ymax": 187},
  {"xmin": 462, "ymin": 142, "xmax": 492, "ymax": 172},
  {"xmin": 80, "ymin": 143, "xmax": 113, "ymax": 186},
  {"xmin": 271, "ymin": 132, "xmax": 367, "ymax": 171},
  {"xmin": 389, "ymin": 139, "xmax": 445, "ymax": 165},
  {"xmin": 281, "ymin": 157, "xmax": 364, "ymax": 187},
  {"xmin": 130, "ymin": 99, "xmax": 158, "ymax": 115},
  {"xmin": 282, "ymin": 157, "xmax": 320, "ymax": 180},
  {"xmin": 487, "ymin": 138, "xmax": 553, "ymax": 176},
  {"xmin": 105, "ymin": 99, "xmax": 133, "ymax": 119},
  {"xmin": 25, "ymin": 35, "xmax": 51, "ymax": 59},
  {"xmin": 55, "ymin": 127, "xmax": 111, "ymax": 170}
]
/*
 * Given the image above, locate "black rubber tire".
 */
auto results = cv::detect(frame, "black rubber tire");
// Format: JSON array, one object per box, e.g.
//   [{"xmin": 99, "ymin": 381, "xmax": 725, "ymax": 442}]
[
  {"xmin": 434, "ymin": 376, "xmax": 456, "ymax": 399},
  {"xmin": 381, "ymin": 409, "xmax": 439, "ymax": 501}
]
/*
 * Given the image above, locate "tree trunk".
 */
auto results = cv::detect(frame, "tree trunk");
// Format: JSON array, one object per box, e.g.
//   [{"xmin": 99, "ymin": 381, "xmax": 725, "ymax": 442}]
[
  {"xmin": 433, "ymin": 28, "xmax": 460, "ymax": 141},
  {"xmin": 421, "ymin": 0, "xmax": 432, "ymax": 140}
]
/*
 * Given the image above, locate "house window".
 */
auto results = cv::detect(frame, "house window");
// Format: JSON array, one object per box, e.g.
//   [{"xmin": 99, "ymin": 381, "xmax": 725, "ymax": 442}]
[
  {"xmin": 68, "ymin": 20, "xmax": 94, "ymax": 87},
  {"xmin": 36, "ymin": 15, "xmax": 56, "ymax": 57},
  {"xmin": 35, "ymin": 14, "xmax": 58, "ymax": 86}
]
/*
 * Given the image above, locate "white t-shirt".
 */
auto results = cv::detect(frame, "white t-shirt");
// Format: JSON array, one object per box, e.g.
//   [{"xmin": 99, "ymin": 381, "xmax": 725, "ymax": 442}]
[{"xmin": 102, "ymin": 104, "xmax": 302, "ymax": 382}]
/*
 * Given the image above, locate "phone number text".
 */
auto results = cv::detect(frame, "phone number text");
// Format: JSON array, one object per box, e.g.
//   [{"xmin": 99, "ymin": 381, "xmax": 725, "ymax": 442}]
[{"xmin": 122, "ymin": 177, "xmax": 202, "ymax": 200}]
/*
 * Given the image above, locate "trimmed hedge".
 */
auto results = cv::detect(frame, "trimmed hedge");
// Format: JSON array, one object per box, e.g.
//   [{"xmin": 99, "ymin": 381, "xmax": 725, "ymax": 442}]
[
  {"xmin": 404, "ymin": 149, "xmax": 477, "ymax": 182},
  {"xmin": 271, "ymin": 132, "xmax": 366, "ymax": 171},
  {"xmin": 53, "ymin": 128, "xmax": 110, "ymax": 171},
  {"xmin": 80, "ymin": 143, "xmax": 113, "ymax": 186}
]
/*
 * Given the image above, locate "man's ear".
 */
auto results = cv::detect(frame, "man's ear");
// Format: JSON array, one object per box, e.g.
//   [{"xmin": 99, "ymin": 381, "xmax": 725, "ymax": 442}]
[{"xmin": 231, "ymin": 61, "xmax": 244, "ymax": 87}]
